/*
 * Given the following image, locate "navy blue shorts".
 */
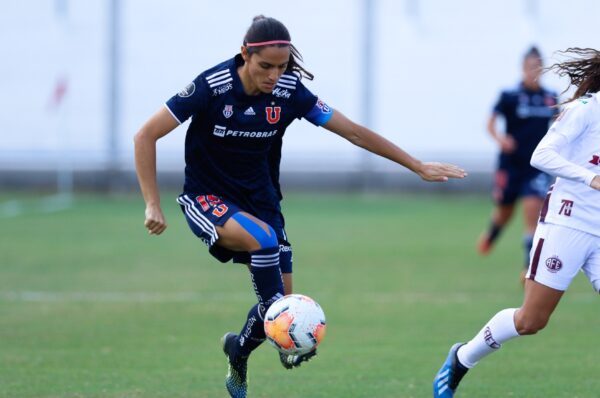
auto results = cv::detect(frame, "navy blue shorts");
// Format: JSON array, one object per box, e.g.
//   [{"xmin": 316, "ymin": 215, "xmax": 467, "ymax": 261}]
[
  {"xmin": 493, "ymin": 169, "xmax": 552, "ymax": 205},
  {"xmin": 176, "ymin": 193, "xmax": 293, "ymax": 273}
]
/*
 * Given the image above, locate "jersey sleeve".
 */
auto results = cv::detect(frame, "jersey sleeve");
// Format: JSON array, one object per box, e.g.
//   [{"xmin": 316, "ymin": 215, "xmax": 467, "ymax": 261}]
[
  {"xmin": 294, "ymin": 81, "xmax": 333, "ymax": 126},
  {"xmin": 492, "ymin": 91, "xmax": 508, "ymax": 115},
  {"xmin": 547, "ymin": 98, "xmax": 592, "ymax": 143},
  {"xmin": 164, "ymin": 75, "xmax": 210, "ymax": 124},
  {"xmin": 531, "ymin": 130, "xmax": 596, "ymax": 186}
]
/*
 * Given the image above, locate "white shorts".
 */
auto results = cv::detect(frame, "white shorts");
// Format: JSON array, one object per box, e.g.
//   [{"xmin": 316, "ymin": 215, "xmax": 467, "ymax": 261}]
[{"xmin": 526, "ymin": 222, "xmax": 600, "ymax": 292}]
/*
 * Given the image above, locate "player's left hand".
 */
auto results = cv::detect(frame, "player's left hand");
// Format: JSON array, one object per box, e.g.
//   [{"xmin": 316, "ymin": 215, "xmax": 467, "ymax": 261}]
[{"xmin": 416, "ymin": 162, "xmax": 467, "ymax": 182}]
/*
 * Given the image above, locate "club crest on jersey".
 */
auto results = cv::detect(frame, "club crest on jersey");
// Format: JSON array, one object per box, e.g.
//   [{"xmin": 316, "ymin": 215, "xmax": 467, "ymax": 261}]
[
  {"xmin": 545, "ymin": 256, "xmax": 562, "ymax": 273},
  {"xmin": 266, "ymin": 106, "xmax": 281, "ymax": 124},
  {"xmin": 223, "ymin": 105, "xmax": 234, "ymax": 118}
]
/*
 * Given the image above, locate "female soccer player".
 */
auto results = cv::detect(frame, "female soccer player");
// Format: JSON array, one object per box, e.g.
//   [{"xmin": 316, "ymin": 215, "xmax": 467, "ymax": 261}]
[
  {"xmin": 134, "ymin": 16, "xmax": 466, "ymax": 398},
  {"xmin": 433, "ymin": 47, "xmax": 600, "ymax": 398},
  {"xmin": 478, "ymin": 47, "xmax": 559, "ymax": 283}
]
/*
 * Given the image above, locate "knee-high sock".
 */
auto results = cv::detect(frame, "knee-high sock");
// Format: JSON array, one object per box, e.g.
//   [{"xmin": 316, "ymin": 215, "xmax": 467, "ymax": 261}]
[
  {"xmin": 456, "ymin": 308, "xmax": 520, "ymax": 368},
  {"xmin": 234, "ymin": 247, "xmax": 284, "ymax": 359},
  {"xmin": 487, "ymin": 222, "xmax": 503, "ymax": 245}
]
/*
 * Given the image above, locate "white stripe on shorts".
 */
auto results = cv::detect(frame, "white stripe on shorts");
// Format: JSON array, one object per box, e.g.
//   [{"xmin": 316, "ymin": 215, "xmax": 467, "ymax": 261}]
[
  {"xmin": 180, "ymin": 195, "xmax": 218, "ymax": 240},
  {"xmin": 177, "ymin": 195, "xmax": 218, "ymax": 245}
]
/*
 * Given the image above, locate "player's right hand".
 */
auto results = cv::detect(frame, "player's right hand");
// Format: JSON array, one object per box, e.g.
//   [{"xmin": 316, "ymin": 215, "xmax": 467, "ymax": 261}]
[
  {"xmin": 144, "ymin": 205, "xmax": 167, "ymax": 235},
  {"xmin": 591, "ymin": 175, "xmax": 600, "ymax": 191},
  {"xmin": 416, "ymin": 162, "xmax": 467, "ymax": 182},
  {"xmin": 499, "ymin": 135, "xmax": 517, "ymax": 153}
]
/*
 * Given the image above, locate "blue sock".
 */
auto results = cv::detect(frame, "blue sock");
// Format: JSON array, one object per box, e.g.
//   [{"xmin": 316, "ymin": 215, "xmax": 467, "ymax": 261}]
[{"xmin": 235, "ymin": 247, "xmax": 284, "ymax": 359}]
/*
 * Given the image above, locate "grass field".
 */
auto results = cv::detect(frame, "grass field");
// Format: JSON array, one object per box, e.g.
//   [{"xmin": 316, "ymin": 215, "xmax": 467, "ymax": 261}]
[{"xmin": 1, "ymin": 193, "xmax": 599, "ymax": 398}]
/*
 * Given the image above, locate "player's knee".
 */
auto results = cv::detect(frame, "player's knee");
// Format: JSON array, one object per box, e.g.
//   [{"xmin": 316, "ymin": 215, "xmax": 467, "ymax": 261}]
[
  {"xmin": 232, "ymin": 213, "xmax": 278, "ymax": 250},
  {"xmin": 515, "ymin": 312, "xmax": 549, "ymax": 335},
  {"xmin": 251, "ymin": 222, "xmax": 277, "ymax": 249}
]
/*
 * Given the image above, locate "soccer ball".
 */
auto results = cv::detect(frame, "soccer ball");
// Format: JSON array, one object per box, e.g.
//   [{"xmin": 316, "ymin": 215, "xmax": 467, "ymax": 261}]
[{"xmin": 264, "ymin": 294, "xmax": 326, "ymax": 356}]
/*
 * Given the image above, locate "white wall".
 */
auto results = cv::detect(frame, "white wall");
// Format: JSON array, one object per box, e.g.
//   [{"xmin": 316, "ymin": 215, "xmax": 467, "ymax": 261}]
[{"xmin": 1, "ymin": 0, "xmax": 598, "ymax": 173}]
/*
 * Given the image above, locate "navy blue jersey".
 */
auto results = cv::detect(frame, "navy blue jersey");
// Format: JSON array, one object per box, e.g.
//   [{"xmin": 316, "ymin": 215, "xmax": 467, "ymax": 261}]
[
  {"xmin": 493, "ymin": 83, "xmax": 558, "ymax": 169},
  {"xmin": 165, "ymin": 54, "xmax": 332, "ymax": 228}
]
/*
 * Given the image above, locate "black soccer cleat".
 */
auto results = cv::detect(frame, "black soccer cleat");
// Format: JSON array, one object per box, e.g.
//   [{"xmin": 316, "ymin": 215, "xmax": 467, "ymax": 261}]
[
  {"xmin": 278, "ymin": 349, "xmax": 317, "ymax": 370},
  {"xmin": 222, "ymin": 332, "xmax": 248, "ymax": 398}
]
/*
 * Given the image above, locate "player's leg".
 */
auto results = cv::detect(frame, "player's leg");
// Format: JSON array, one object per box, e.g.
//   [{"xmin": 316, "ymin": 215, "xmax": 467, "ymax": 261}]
[
  {"xmin": 217, "ymin": 212, "xmax": 283, "ymax": 398},
  {"xmin": 217, "ymin": 211, "xmax": 283, "ymax": 357},
  {"xmin": 434, "ymin": 279, "xmax": 562, "ymax": 398},
  {"xmin": 477, "ymin": 204, "xmax": 514, "ymax": 254},
  {"xmin": 274, "ymin": 233, "xmax": 317, "ymax": 368},
  {"xmin": 434, "ymin": 223, "xmax": 588, "ymax": 397},
  {"xmin": 278, "ymin": 235, "xmax": 293, "ymax": 296},
  {"xmin": 478, "ymin": 169, "xmax": 517, "ymax": 255}
]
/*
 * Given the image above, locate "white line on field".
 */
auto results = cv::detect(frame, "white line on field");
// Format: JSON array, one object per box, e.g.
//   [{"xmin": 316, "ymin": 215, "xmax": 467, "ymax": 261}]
[
  {"xmin": 0, "ymin": 291, "xmax": 252, "ymax": 303},
  {"xmin": 0, "ymin": 291, "xmax": 597, "ymax": 304}
]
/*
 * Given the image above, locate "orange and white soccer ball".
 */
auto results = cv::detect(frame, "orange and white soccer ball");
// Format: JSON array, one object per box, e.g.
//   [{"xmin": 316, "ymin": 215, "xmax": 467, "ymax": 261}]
[{"xmin": 264, "ymin": 294, "xmax": 326, "ymax": 356}]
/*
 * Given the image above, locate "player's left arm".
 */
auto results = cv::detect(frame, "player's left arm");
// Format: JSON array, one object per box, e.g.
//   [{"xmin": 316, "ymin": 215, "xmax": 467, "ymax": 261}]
[
  {"xmin": 323, "ymin": 109, "xmax": 467, "ymax": 182},
  {"xmin": 531, "ymin": 99, "xmax": 600, "ymax": 190}
]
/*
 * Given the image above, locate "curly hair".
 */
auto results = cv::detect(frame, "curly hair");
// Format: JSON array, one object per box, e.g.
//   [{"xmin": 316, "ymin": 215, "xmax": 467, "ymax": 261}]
[{"xmin": 547, "ymin": 47, "xmax": 600, "ymax": 104}]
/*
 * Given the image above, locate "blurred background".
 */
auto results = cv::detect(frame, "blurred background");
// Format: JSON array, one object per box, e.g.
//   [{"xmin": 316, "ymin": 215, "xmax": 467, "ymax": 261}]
[
  {"xmin": 3, "ymin": 2, "xmax": 600, "ymax": 397},
  {"xmin": 3, "ymin": 0, "xmax": 600, "ymax": 196}
]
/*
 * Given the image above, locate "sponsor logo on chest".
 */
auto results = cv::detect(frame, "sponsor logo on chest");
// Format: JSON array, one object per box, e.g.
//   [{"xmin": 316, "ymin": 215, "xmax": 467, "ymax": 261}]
[
  {"xmin": 212, "ymin": 124, "xmax": 277, "ymax": 139},
  {"xmin": 212, "ymin": 83, "xmax": 233, "ymax": 96},
  {"xmin": 272, "ymin": 87, "xmax": 291, "ymax": 99}
]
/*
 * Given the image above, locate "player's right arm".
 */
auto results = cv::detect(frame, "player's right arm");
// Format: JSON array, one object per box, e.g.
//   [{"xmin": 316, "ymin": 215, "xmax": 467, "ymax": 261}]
[
  {"xmin": 134, "ymin": 107, "xmax": 179, "ymax": 235},
  {"xmin": 488, "ymin": 92, "xmax": 516, "ymax": 153},
  {"xmin": 135, "ymin": 74, "xmax": 209, "ymax": 235}
]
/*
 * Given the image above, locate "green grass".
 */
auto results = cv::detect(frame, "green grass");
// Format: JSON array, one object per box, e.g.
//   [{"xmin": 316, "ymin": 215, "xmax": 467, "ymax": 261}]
[{"xmin": 1, "ymin": 193, "xmax": 598, "ymax": 397}]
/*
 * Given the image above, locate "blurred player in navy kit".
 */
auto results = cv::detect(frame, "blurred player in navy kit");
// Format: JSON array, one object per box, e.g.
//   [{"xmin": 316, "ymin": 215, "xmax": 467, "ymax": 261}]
[
  {"xmin": 478, "ymin": 46, "xmax": 559, "ymax": 283},
  {"xmin": 134, "ymin": 15, "xmax": 466, "ymax": 398}
]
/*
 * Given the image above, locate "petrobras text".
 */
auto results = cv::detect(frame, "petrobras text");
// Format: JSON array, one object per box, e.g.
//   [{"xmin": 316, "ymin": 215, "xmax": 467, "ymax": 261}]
[{"xmin": 213, "ymin": 125, "xmax": 278, "ymax": 138}]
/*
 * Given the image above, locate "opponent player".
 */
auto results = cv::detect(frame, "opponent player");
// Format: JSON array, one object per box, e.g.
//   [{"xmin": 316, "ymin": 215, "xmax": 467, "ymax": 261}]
[
  {"xmin": 133, "ymin": 16, "xmax": 466, "ymax": 398},
  {"xmin": 434, "ymin": 47, "xmax": 600, "ymax": 398},
  {"xmin": 478, "ymin": 47, "xmax": 559, "ymax": 282}
]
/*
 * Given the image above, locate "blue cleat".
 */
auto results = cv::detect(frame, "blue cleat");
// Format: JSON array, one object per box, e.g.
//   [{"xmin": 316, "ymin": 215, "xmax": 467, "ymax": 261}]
[
  {"xmin": 222, "ymin": 332, "xmax": 248, "ymax": 398},
  {"xmin": 433, "ymin": 343, "xmax": 469, "ymax": 397}
]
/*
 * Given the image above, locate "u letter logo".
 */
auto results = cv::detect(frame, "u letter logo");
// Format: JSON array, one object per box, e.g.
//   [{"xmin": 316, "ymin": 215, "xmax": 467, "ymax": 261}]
[{"xmin": 265, "ymin": 106, "xmax": 281, "ymax": 124}]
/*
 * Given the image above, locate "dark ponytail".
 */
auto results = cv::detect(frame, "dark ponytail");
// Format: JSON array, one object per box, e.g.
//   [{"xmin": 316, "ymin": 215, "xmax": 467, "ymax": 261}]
[
  {"xmin": 243, "ymin": 15, "xmax": 314, "ymax": 80},
  {"xmin": 524, "ymin": 46, "xmax": 542, "ymax": 62},
  {"xmin": 547, "ymin": 47, "xmax": 600, "ymax": 104}
]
